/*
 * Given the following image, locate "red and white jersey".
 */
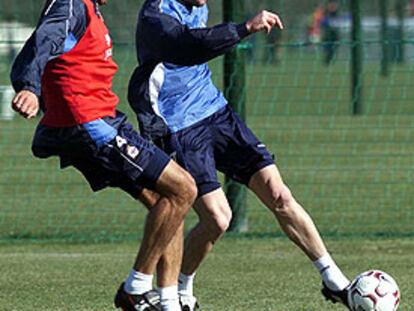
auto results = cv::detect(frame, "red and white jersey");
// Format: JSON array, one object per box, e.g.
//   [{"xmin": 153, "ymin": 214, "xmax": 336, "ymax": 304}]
[{"xmin": 40, "ymin": 0, "xmax": 118, "ymax": 127}]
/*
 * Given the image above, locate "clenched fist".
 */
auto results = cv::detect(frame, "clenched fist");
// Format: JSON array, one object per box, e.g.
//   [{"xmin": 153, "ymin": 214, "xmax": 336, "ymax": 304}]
[
  {"xmin": 246, "ymin": 10, "xmax": 284, "ymax": 34},
  {"xmin": 11, "ymin": 90, "xmax": 40, "ymax": 119}
]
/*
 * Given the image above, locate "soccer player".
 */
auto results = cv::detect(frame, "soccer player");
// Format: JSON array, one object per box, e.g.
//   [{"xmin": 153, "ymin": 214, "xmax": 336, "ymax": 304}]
[
  {"xmin": 128, "ymin": 0, "xmax": 352, "ymax": 310},
  {"xmin": 10, "ymin": 0, "xmax": 197, "ymax": 310}
]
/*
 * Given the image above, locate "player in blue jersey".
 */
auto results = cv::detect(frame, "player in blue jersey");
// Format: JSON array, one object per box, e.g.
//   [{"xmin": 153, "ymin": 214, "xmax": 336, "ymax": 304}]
[
  {"xmin": 129, "ymin": 0, "xmax": 351, "ymax": 310},
  {"xmin": 11, "ymin": 1, "xmax": 197, "ymax": 310}
]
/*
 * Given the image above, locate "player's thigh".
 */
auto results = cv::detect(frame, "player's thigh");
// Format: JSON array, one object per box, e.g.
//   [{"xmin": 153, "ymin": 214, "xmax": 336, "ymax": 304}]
[
  {"xmin": 154, "ymin": 159, "xmax": 197, "ymax": 202},
  {"xmin": 193, "ymin": 188, "xmax": 232, "ymax": 226},
  {"xmin": 248, "ymin": 164, "xmax": 289, "ymax": 208}
]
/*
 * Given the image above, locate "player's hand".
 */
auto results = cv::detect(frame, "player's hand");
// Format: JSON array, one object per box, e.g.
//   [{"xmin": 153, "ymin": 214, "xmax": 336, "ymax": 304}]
[
  {"xmin": 246, "ymin": 10, "xmax": 284, "ymax": 34},
  {"xmin": 11, "ymin": 90, "xmax": 40, "ymax": 119}
]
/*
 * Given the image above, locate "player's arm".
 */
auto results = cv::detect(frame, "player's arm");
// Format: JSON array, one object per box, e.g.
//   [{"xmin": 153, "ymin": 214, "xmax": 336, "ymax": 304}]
[
  {"xmin": 139, "ymin": 10, "xmax": 283, "ymax": 66},
  {"xmin": 10, "ymin": 0, "xmax": 86, "ymax": 119}
]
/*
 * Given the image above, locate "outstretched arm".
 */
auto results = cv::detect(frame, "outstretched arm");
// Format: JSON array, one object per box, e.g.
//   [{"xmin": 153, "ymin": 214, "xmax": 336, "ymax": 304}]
[
  {"xmin": 139, "ymin": 9, "xmax": 283, "ymax": 66},
  {"xmin": 10, "ymin": 0, "xmax": 86, "ymax": 118}
]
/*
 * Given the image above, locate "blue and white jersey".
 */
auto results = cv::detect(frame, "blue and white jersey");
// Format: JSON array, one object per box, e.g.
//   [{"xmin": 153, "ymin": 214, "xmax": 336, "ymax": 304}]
[{"xmin": 128, "ymin": 0, "xmax": 249, "ymax": 140}]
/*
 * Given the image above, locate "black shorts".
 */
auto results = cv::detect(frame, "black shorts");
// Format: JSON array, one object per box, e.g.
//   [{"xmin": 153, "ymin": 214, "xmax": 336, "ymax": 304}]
[
  {"xmin": 154, "ymin": 106, "xmax": 274, "ymax": 197},
  {"xmin": 32, "ymin": 111, "xmax": 170, "ymax": 199}
]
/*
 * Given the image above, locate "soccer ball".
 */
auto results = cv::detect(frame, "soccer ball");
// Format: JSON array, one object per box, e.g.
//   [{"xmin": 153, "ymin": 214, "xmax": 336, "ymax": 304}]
[{"xmin": 348, "ymin": 270, "xmax": 400, "ymax": 311}]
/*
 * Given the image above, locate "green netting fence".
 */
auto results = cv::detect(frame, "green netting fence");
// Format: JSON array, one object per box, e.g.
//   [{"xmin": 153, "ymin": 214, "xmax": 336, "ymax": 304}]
[{"xmin": 0, "ymin": 0, "xmax": 413, "ymax": 241}]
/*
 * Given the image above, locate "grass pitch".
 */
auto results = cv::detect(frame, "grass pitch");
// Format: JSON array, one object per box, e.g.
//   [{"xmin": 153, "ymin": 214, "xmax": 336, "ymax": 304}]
[
  {"xmin": 1, "ymin": 112, "xmax": 412, "ymax": 240},
  {"xmin": 1, "ymin": 238, "xmax": 413, "ymax": 310},
  {"xmin": 1, "ymin": 39, "xmax": 413, "ymax": 311}
]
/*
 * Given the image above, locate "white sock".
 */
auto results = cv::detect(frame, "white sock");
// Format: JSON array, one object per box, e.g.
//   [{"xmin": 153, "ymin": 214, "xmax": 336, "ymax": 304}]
[
  {"xmin": 314, "ymin": 254, "xmax": 350, "ymax": 291},
  {"xmin": 159, "ymin": 286, "xmax": 181, "ymax": 311},
  {"xmin": 124, "ymin": 269, "xmax": 154, "ymax": 295},
  {"xmin": 178, "ymin": 272, "xmax": 196, "ymax": 297}
]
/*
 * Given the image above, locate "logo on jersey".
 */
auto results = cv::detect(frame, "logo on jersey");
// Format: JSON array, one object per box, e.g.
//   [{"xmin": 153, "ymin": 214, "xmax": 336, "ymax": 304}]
[
  {"xmin": 105, "ymin": 49, "xmax": 113, "ymax": 61},
  {"xmin": 104, "ymin": 33, "xmax": 113, "ymax": 61},
  {"xmin": 105, "ymin": 34, "xmax": 111, "ymax": 47}
]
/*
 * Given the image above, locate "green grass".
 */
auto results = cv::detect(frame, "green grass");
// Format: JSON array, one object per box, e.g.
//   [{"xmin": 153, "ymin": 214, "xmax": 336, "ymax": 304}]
[
  {"xmin": 1, "ymin": 7, "xmax": 413, "ymax": 310},
  {"xmin": 0, "ymin": 42, "xmax": 413, "ymax": 310},
  {"xmin": 0, "ymin": 40, "xmax": 414, "ymax": 311},
  {"xmin": 1, "ymin": 238, "xmax": 413, "ymax": 310},
  {"xmin": 1, "ymin": 111, "xmax": 413, "ymax": 240}
]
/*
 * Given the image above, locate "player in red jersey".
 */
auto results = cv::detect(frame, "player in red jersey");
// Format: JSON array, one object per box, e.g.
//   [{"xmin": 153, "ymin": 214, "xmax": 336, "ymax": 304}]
[{"xmin": 11, "ymin": 1, "xmax": 196, "ymax": 310}]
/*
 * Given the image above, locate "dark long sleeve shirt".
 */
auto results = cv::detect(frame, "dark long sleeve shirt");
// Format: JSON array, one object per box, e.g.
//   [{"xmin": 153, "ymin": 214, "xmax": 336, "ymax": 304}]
[
  {"xmin": 10, "ymin": 0, "xmax": 90, "ymax": 96},
  {"xmin": 128, "ymin": 0, "xmax": 250, "ymax": 139}
]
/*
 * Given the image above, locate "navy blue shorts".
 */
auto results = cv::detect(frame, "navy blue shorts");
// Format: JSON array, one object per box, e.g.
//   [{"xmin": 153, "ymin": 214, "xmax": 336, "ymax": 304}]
[
  {"xmin": 32, "ymin": 111, "xmax": 170, "ymax": 199},
  {"xmin": 154, "ymin": 106, "xmax": 274, "ymax": 197}
]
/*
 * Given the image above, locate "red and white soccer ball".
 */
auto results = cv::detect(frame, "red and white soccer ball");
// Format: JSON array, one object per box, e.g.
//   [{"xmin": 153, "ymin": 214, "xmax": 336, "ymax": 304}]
[{"xmin": 348, "ymin": 270, "xmax": 400, "ymax": 311}]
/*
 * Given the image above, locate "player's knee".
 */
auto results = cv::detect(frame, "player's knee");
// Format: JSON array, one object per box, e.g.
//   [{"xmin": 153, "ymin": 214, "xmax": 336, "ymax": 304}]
[
  {"xmin": 269, "ymin": 184, "xmax": 296, "ymax": 218},
  {"xmin": 183, "ymin": 174, "xmax": 197, "ymax": 207},
  {"xmin": 212, "ymin": 212, "xmax": 232, "ymax": 236},
  {"xmin": 173, "ymin": 171, "xmax": 197, "ymax": 210},
  {"xmin": 203, "ymin": 207, "xmax": 232, "ymax": 238}
]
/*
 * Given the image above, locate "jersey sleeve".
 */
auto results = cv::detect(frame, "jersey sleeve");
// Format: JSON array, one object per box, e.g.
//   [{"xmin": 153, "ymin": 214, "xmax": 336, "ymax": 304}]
[
  {"xmin": 138, "ymin": 10, "xmax": 250, "ymax": 66},
  {"xmin": 10, "ymin": 0, "xmax": 87, "ymax": 96}
]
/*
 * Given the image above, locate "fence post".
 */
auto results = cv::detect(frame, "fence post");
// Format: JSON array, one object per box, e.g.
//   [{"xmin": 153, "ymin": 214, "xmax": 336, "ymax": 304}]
[
  {"xmin": 379, "ymin": 0, "xmax": 389, "ymax": 76},
  {"xmin": 223, "ymin": 0, "xmax": 248, "ymax": 232},
  {"xmin": 0, "ymin": 86, "xmax": 15, "ymax": 120},
  {"xmin": 350, "ymin": 0, "xmax": 363, "ymax": 115},
  {"xmin": 395, "ymin": 0, "xmax": 406, "ymax": 63}
]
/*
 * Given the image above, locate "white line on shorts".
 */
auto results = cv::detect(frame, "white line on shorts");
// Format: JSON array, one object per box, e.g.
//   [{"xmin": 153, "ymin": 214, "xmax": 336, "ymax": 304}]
[{"xmin": 107, "ymin": 144, "xmax": 144, "ymax": 172}]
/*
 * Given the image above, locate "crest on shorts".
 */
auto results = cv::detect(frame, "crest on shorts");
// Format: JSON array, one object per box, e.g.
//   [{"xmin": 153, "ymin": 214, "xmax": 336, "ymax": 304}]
[{"xmin": 126, "ymin": 145, "xmax": 140, "ymax": 159}]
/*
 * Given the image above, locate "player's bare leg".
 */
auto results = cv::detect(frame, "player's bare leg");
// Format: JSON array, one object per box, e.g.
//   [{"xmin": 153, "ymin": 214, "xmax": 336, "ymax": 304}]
[
  {"xmin": 179, "ymin": 188, "xmax": 232, "ymax": 309},
  {"xmin": 139, "ymin": 188, "xmax": 185, "ymax": 304},
  {"xmin": 137, "ymin": 189, "xmax": 185, "ymax": 289},
  {"xmin": 248, "ymin": 164, "xmax": 350, "ymax": 295},
  {"xmin": 156, "ymin": 224, "xmax": 184, "ymax": 287},
  {"xmin": 156, "ymin": 224, "xmax": 184, "ymax": 310},
  {"xmin": 249, "ymin": 164, "xmax": 326, "ymax": 260},
  {"xmin": 181, "ymin": 188, "xmax": 231, "ymax": 275},
  {"xmin": 117, "ymin": 161, "xmax": 196, "ymax": 311},
  {"xmin": 134, "ymin": 161, "xmax": 195, "ymax": 275}
]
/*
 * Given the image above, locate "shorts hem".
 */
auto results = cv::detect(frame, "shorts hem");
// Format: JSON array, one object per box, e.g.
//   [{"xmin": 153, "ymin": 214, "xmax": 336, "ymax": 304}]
[
  {"xmin": 140, "ymin": 148, "xmax": 171, "ymax": 190},
  {"xmin": 244, "ymin": 160, "xmax": 275, "ymax": 185},
  {"xmin": 197, "ymin": 182, "xmax": 221, "ymax": 198}
]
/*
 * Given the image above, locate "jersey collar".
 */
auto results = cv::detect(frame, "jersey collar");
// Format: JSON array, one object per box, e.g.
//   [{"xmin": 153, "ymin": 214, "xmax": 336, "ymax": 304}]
[{"xmin": 174, "ymin": 0, "xmax": 193, "ymax": 15}]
